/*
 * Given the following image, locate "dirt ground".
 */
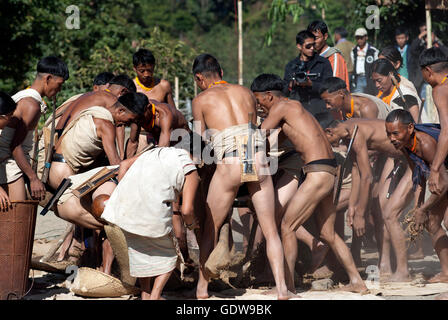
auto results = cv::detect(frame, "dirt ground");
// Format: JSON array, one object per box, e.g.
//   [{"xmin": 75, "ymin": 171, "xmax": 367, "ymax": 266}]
[{"xmin": 24, "ymin": 207, "xmax": 448, "ymax": 300}]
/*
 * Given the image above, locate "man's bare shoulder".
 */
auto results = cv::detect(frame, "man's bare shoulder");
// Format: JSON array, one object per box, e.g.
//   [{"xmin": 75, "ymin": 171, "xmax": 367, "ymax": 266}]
[
  {"xmin": 156, "ymin": 79, "xmax": 172, "ymax": 92},
  {"xmin": 433, "ymin": 84, "xmax": 448, "ymax": 103},
  {"xmin": 15, "ymin": 97, "xmax": 40, "ymax": 114}
]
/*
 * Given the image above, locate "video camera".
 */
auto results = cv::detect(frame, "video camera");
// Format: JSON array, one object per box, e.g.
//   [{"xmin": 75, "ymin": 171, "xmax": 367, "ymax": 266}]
[{"xmin": 291, "ymin": 60, "xmax": 321, "ymax": 83}]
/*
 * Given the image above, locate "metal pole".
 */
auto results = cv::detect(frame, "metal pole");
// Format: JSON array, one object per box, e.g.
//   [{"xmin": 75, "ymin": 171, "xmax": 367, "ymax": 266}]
[{"xmin": 238, "ymin": 0, "xmax": 243, "ymax": 86}]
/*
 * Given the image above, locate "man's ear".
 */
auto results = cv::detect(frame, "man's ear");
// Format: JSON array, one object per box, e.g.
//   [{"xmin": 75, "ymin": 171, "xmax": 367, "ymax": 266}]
[
  {"xmin": 220, "ymin": 69, "xmax": 224, "ymax": 79},
  {"xmin": 324, "ymin": 33, "xmax": 328, "ymax": 41},
  {"xmin": 296, "ymin": 44, "xmax": 302, "ymax": 52}
]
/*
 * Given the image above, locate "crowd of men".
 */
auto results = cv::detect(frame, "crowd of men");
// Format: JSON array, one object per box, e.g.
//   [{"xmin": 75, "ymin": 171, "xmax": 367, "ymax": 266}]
[{"xmin": 1, "ymin": 19, "xmax": 448, "ymax": 300}]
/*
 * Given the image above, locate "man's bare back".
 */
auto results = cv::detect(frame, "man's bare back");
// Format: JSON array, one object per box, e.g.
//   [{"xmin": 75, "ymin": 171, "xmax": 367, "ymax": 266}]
[
  {"xmin": 261, "ymin": 98, "xmax": 333, "ymax": 164},
  {"xmin": 193, "ymin": 83, "xmax": 256, "ymax": 131},
  {"xmin": 57, "ymin": 91, "xmax": 117, "ymax": 131},
  {"xmin": 339, "ymin": 118, "xmax": 402, "ymax": 157}
]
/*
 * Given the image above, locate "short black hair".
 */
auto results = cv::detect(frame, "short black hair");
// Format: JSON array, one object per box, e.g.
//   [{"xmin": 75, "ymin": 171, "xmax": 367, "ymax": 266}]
[
  {"xmin": 319, "ymin": 77, "xmax": 348, "ymax": 95},
  {"xmin": 192, "ymin": 53, "xmax": 222, "ymax": 77},
  {"xmin": 379, "ymin": 46, "xmax": 403, "ymax": 67},
  {"xmin": 314, "ymin": 110, "xmax": 335, "ymax": 130},
  {"xmin": 322, "ymin": 119, "xmax": 342, "ymax": 130},
  {"xmin": 117, "ymin": 92, "xmax": 148, "ymax": 117},
  {"xmin": 0, "ymin": 92, "xmax": 17, "ymax": 115},
  {"xmin": 250, "ymin": 74, "xmax": 286, "ymax": 95},
  {"xmin": 385, "ymin": 109, "xmax": 414, "ymax": 125},
  {"xmin": 372, "ymin": 58, "xmax": 400, "ymax": 82},
  {"xmin": 333, "ymin": 27, "xmax": 348, "ymax": 39},
  {"xmin": 108, "ymin": 75, "xmax": 136, "ymax": 92},
  {"xmin": 419, "ymin": 47, "xmax": 448, "ymax": 72},
  {"xmin": 395, "ymin": 27, "xmax": 409, "ymax": 37},
  {"xmin": 93, "ymin": 72, "xmax": 114, "ymax": 86},
  {"xmin": 296, "ymin": 30, "xmax": 315, "ymax": 45},
  {"xmin": 307, "ymin": 20, "xmax": 328, "ymax": 36},
  {"xmin": 37, "ymin": 56, "xmax": 69, "ymax": 80},
  {"xmin": 133, "ymin": 49, "xmax": 156, "ymax": 67}
]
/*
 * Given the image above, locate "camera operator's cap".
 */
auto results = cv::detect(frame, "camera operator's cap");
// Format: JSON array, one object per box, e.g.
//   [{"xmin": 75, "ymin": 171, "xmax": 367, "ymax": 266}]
[{"xmin": 355, "ymin": 27, "xmax": 368, "ymax": 37}]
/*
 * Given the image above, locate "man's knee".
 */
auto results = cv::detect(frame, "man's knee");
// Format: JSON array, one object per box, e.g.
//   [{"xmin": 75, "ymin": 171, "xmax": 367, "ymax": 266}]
[{"xmin": 319, "ymin": 227, "xmax": 335, "ymax": 244}]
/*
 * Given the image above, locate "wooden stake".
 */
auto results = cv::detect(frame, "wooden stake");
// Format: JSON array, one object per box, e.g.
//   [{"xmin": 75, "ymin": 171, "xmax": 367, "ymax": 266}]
[{"xmin": 175, "ymin": 76, "xmax": 179, "ymax": 109}]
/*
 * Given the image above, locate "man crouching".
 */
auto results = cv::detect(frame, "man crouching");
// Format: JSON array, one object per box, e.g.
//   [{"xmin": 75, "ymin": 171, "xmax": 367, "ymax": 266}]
[
  {"xmin": 101, "ymin": 147, "xmax": 199, "ymax": 300},
  {"xmin": 251, "ymin": 74, "xmax": 367, "ymax": 293}
]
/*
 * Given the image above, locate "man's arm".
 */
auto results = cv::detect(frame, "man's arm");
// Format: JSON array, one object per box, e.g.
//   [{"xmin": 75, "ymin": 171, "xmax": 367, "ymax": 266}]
[
  {"xmin": 94, "ymin": 119, "xmax": 121, "ymax": 165},
  {"xmin": 351, "ymin": 133, "xmax": 373, "ymax": 237},
  {"xmin": 260, "ymin": 103, "xmax": 285, "ymax": 134},
  {"xmin": 116, "ymin": 126, "xmax": 125, "ymax": 160},
  {"xmin": 181, "ymin": 170, "xmax": 200, "ymax": 229},
  {"xmin": 154, "ymin": 104, "xmax": 174, "ymax": 147},
  {"xmin": 126, "ymin": 123, "xmax": 140, "ymax": 159},
  {"xmin": 429, "ymin": 87, "xmax": 448, "ymax": 194},
  {"xmin": 9, "ymin": 99, "xmax": 45, "ymax": 199},
  {"xmin": 347, "ymin": 161, "xmax": 360, "ymax": 227},
  {"xmin": 192, "ymin": 97, "xmax": 207, "ymax": 140}
]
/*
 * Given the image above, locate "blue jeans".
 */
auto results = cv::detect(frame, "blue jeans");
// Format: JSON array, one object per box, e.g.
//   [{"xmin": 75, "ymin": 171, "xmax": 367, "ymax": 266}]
[{"xmin": 352, "ymin": 75, "xmax": 367, "ymax": 93}]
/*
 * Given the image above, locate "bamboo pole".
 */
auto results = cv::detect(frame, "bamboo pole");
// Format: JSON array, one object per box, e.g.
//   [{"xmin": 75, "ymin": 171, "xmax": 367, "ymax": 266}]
[
  {"xmin": 425, "ymin": 8, "xmax": 439, "ymax": 123},
  {"xmin": 175, "ymin": 76, "xmax": 179, "ymax": 110},
  {"xmin": 238, "ymin": 0, "xmax": 243, "ymax": 86}
]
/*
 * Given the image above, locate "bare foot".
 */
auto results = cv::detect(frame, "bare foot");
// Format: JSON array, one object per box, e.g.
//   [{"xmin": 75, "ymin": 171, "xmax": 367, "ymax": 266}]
[
  {"xmin": 435, "ymin": 292, "xmax": 448, "ymax": 300},
  {"xmin": 310, "ymin": 243, "xmax": 329, "ymax": 273},
  {"xmin": 383, "ymin": 272, "xmax": 411, "ymax": 282},
  {"xmin": 335, "ymin": 282, "xmax": 369, "ymax": 294},
  {"xmin": 427, "ymin": 272, "xmax": 448, "ymax": 284},
  {"xmin": 278, "ymin": 290, "xmax": 300, "ymax": 300},
  {"xmin": 311, "ymin": 265, "xmax": 333, "ymax": 279}
]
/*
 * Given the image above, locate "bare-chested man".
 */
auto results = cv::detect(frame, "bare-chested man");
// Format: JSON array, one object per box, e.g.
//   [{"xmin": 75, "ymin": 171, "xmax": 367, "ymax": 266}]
[
  {"xmin": 48, "ymin": 92, "xmax": 145, "ymax": 195},
  {"xmin": 325, "ymin": 118, "xmax": 415, "ymax": 281},
  {"xmin": 192, "ymin": 55, "xmax": 289, "ymax": 299},
  {"xmin": 252, "ymin": 73, "xmax": 367, "ymax": 293},
  {"xmin": 126, "ymin": 49, "xmax": 188, "ymax": 155},
  {"xmin": 57, "ymin": 75, "xmax": 136, "ymax": 158},
  {"xmin": 385, "ymin": 109, "xmax": 448, "ymax": 283},
  {"xmin": 320, "ymin": 77, "xmax": 391, "ymax": 120},
  {"xmin": 44, "ymin": 72, "xmax": 116, "ymax": 129},
  {"xmin": 2, "ymin": 57, "xmax": 68, "ymax": 201}
]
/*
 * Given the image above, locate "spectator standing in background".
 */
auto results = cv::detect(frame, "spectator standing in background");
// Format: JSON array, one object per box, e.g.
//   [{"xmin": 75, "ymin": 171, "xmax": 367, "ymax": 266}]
[{"xmin": 350, "ymin": 27, "xmax": 379, "ymax": 95}]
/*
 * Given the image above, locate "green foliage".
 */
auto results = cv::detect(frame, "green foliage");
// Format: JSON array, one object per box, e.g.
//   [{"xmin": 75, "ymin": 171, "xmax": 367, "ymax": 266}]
[{"xmin": 265, "ymin": 0, "xmax": 327, "ymax": 46}]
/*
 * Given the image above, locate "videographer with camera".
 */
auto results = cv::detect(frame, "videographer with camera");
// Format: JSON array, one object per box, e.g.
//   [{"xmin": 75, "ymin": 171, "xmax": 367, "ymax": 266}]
[{"xmin": 284, "ymin": 30, "xmax": 333, "ymax": 117}]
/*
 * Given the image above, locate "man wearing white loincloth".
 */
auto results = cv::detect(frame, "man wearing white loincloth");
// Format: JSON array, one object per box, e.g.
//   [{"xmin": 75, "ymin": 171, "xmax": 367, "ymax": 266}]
[
  {"xmin": 102, "ymin": 147, "xmax": 199, "ymax": 300},
  {"xmin": 1, "ymin": 56, "xmax": 68, "ymax": 201}
]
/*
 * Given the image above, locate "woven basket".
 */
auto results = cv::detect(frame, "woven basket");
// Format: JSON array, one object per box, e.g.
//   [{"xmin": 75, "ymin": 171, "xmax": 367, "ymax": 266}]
[{"xmin": 0, "ymin": 201, "xmax": 39, "ymax": 300}]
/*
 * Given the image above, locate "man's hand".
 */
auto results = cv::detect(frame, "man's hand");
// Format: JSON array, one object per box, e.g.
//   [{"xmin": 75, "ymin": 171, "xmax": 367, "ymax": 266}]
[
  {"xmin": 418, "ymin": 30, "xmax": 427, "ymax": 40},
  {"xmin": 413, "ymin": 208, "xmax": 428, "ymax": 233},
  {"xmin": 353, "ymin": 213, "xmax": 366, "ymax": 237},
  {"xmin": 428, "ymin": 168, "xmax": 448, "ymax": 195},
  {"xmin": 298, "ymin": 78, "xmax": 312, "ymax": 87},
  {"xmin": 30, "ymin": 177, "xmax": 46, "ymax": 200},
  {"xmin": 347, "ymin": 206, "xmax": 355, "ymax": 226},
  {"xmin": 0, "ymin": 187, "xmax": 11, "ymax": 211}
]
